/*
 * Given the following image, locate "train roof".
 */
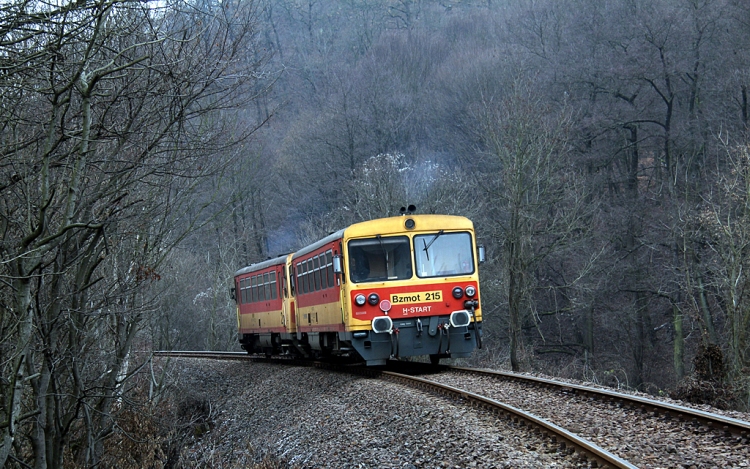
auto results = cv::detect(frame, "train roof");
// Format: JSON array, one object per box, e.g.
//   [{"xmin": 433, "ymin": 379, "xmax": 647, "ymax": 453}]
[
  {"xmin": 291, "ymin": 214, "xmax": 474, "ymax": 260},
  {"xmin": 344, "ymin": 214, "xmax": 474, "ymax": 239},
  {"xmin": 291, "ymin": 228, "xmax": 345, "ymax": 260},
  {"xmin": 234, "ymin": 254, "xmax": 289, "ymax": 277},
  {"xmin": 238, "ymin": 215, "xmax": 476, "ymax": 273}
]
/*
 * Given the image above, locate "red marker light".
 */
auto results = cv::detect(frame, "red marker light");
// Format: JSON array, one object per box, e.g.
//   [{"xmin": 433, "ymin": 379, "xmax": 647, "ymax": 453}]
[{"xmin": 379, "ymin": 299, "xmax": 391, "ymax": 312}]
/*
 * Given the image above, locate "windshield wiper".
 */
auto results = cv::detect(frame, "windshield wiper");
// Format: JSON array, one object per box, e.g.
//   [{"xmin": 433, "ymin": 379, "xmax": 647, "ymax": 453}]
[
  {"xmin": 422, "ymin": 230, "xmax": 444, "ymax": 261},
  {"xmin": 376, "ymin": 234, "xmax": 388, "ymax": 265}
]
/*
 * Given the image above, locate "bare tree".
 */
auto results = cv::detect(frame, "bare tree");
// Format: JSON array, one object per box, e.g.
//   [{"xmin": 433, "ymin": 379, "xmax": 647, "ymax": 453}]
[
  {"xmin": 0, "ymin": 0, "xmax": 269, "ymax": 466},
  {"xmin": 472, "ymin": 79, "xmax": 592, "ymax": 371},
  {"xmin": 697, "ymin": 142, "xmax": 750, "ymax": 406}
]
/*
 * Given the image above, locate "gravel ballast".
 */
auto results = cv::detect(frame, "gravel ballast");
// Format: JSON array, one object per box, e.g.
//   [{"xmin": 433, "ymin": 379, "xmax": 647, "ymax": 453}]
[{"xmin": 171, "ymin": 359, "xmax": 594, "ymax": 468}]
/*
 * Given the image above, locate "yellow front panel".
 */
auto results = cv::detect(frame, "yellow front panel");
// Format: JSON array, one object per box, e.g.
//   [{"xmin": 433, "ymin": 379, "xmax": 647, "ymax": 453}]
[{"xmin": 340, "ymin": 214, "xmax": 481, "ymax": 332}]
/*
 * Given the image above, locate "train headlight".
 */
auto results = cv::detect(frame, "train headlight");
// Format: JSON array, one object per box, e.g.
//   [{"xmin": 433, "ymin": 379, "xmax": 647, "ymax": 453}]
[
  {"xmin": 355, "ymin": 294, "xmax": 366, "ymax": 306},
  {"xmin": 368, "ymin": 293, "xmax": 380, "ymax": 305},
  {"xmin": 450, "ymin": 310, "xmax": 471, "ymax": 328},
  {"xmin": 372, "ymin": 316, "xmax": 393, "ymax": 334},
  {"xmin": 452, "ymin": 286, "xmax": 464, "ymax": 299},
  {"xmin": 465, "ymin": 285, "xmax": 476, "ymax": 297}
]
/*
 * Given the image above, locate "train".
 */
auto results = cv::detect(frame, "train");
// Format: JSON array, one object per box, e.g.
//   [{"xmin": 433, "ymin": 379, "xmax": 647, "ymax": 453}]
[{"xmin": 232, "ymin": 213, "xmax": 484, "ymax": 365}]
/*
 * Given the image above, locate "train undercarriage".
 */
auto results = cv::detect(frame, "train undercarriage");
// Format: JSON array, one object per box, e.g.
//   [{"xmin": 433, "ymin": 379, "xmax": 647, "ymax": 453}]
[{"xmin": 239, "ymin": 316, "xmax": 482, "ymax": 365}]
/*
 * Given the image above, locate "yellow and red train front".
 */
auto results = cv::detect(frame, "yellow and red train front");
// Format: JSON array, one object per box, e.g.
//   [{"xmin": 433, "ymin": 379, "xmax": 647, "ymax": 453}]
[{"xmin": 339, "ymin": 215, "xmax": 483, "ymax": 365}]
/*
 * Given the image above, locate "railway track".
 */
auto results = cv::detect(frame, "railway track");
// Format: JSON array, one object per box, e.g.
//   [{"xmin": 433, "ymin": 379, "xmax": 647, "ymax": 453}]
[
  {"xmin": 372, "ymin": 368, "xmax": 636, "ymax": 468},
  {"xmin": 412, "ymin": 364, "xmax": 750, "ymax": 467},
  {"xmin": 446, "ymin": 365, "xmax": 750, "ymax": 438},
  {"xmin": 156, "ymin": 351, "xmax": 750, "ymax": 467}
]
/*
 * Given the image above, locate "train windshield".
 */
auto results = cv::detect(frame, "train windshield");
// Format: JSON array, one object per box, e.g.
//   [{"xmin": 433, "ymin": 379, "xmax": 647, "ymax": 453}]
[
  {"xmin": 348, "ymin": 236, "xmax": 412, "ymax": 283},
  {"xmin": 414, "ymin": 232, "xmax": 474, "ymax": 278}
]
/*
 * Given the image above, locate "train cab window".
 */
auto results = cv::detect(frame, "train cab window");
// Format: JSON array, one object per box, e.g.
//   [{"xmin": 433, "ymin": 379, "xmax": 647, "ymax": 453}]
[
  {"xmin": 313, "ymin": 256, "xmax": 321, "ymax": 291},
  {"xmin": 348, "ymin": 236, "xmax": 411, "ymax": 283},
  {"xmin": 326, "ymin": 250, "xmax": 334, "ymax": 288},
  {"xmin": 270, "ymin": 271, "xmax": 277, "ymax": 300},
  {"xmin": 239, "ymin": 279, "xmax": 245, "ymax": 304},
  {"xmin": 251, "ymin": 276, "xmax": 257, "ymax": 303},
  {"xmin": 414, "ymin": 231, "xmax": 474, "ymax": 278}
]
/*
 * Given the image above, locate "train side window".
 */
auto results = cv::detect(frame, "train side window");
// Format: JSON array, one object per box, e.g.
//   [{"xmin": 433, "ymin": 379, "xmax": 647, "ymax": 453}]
[
  {"xmin": 270, "ymin": 271, "xmax": 277, "ymax": 300},
  {"xmin": 326, "ymin": 250, "xmax": 334, "ymax": 288},
  {"xmin": 263, "ymin": 272, "xmax": 270, "ymax": 300},
  {"xmin": 295, "ymin": 263, "xmax": 300, "ymax": 295},
  {"xmin": 243, "ymin": 278, "xmax": 249, "ymax": 304},
  {"xmin": 239, "ymin": 278, "xmax": 244, "ymax": 304},
  {"xmin": 251, "ymin": 276, "xmax": 257, "ymax": 303},
  {"xmin": 300, "ymin": 262, "xmax": 306, "ymax": 294},
  {"xmin": 305, "ymin": 261, "xmax": 311, "ymax": 294},
  {"xmin": 290, "ymin": 267, "xmax": 296, "ymax": 296},
  {"xmin": 299, "ymin": 260, "xmax": 306, "ymax": 294},
  {"xmin": 320, "ymin": 254, "xmax": 328, "ymax": 290},
  {"xmin": 306, "ymin": 258, "xmax": 314, "ymax": 292},
  {"xmin": 313, "ymin": 256, "xmax": 321, "ymax": 291}
]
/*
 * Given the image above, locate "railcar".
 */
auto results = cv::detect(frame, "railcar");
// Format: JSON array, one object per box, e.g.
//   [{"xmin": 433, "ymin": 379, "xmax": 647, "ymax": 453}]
[{"xmin": 232, "ymin": 214, "xmax": 484, "ymax": 365}]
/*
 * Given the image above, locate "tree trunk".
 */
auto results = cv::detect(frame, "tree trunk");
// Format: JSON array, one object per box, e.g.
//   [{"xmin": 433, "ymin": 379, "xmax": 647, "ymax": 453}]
[
  {"xmin": 1, "ymin": 275, "xmax": 34, "ymax": 468},
  {"xmin": 696, "ymin": 270, "xmax": 717, "ymax": 344},
  {"xmin": 583, "ymin": 304, "xmax": 594, "ymax": 368},
  {"xmin": 673, "ymin": 303, "xmax": 684, "ymax": 381}
]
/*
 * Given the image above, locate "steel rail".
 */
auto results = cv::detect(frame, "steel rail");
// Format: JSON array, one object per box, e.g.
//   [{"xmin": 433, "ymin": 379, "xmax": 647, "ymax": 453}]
[
  {"xmin": 449, "ymin": 366, "xmax": 750, "ymax": 438},
  {"xmin": 379, "ymin": 370, "xmax": 637, "ymax": 469},
  {"xmin": 153, "ymin": 350, "xmax": 250, "ymax": 360}
]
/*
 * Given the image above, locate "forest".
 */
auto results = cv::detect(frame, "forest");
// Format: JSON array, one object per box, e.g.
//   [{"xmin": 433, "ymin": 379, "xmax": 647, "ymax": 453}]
[{"xmin": 2, "ymin": 0, "xmax": 750, "ymax": 466}]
